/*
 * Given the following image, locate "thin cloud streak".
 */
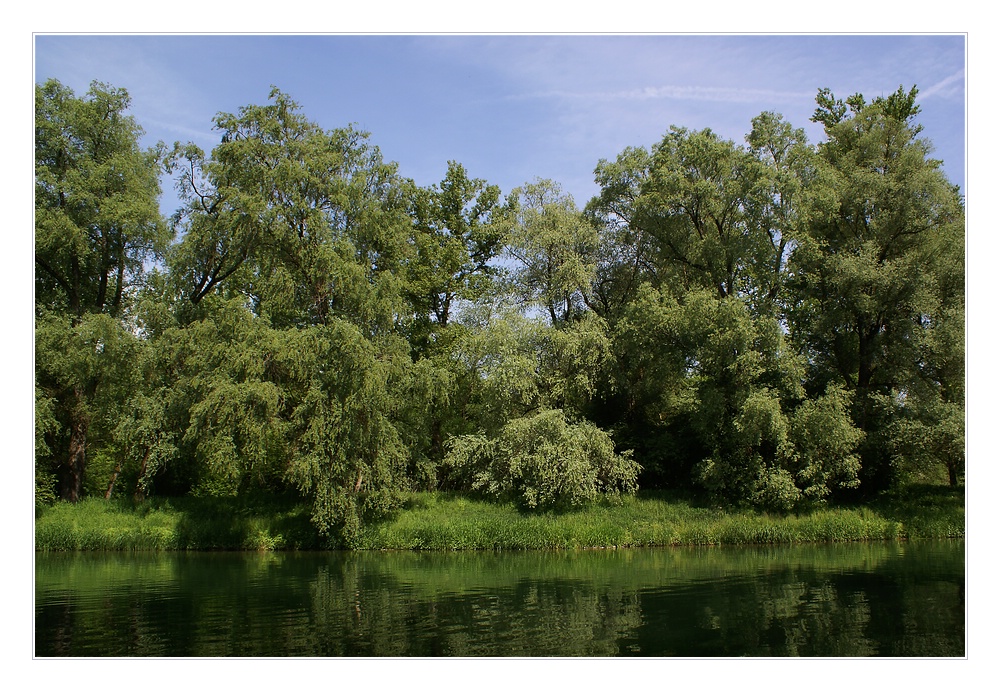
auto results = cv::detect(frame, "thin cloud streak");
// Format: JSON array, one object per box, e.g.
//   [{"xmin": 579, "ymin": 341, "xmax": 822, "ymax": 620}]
[
  {"xmin": 508, "ymin": 84, "xmax": 816, "ymax": 105},
  {"xmin": 919, "ymin": 69, "xmax": 965, "ymax": 100},
  {"xmin": 142, "ymin": 118, "xmax": 219, "ymax": 148}
]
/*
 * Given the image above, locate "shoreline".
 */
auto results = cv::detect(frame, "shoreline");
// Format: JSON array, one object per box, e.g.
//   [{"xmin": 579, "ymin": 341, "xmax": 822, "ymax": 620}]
[{"xmin": 35, "ymin": 485, "xmax": 964, "ymax": 552}]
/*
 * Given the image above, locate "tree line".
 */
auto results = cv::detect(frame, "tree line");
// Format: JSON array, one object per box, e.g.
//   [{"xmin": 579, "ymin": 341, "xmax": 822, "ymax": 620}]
[{"xmin": 35, "ymin": 79, "xmax": 965, "ymax": 545}]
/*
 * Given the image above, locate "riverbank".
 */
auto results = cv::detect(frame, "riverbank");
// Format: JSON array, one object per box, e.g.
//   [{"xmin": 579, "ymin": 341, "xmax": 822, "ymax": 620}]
[{"xmin": 34, "ymin": 484, "xmax": 964, "ymax": 551}]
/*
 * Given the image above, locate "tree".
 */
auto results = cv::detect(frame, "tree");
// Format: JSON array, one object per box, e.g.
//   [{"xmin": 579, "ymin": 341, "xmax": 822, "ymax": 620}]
[
  {"xmin": 167, "ymin": 88, "xmax": 411, "ymax": 336},
  {"xmin": 404, "ymin": 161, "xmax": 512, "ymax": 348},
  {"xmin": 633, "ymin": 127, "xmax": 779, "ymax": 311},
  {"xmin": 787, "ymin": 85, "xmax": 965, "ymax": 492},
  {"xmin": 35, "ymin": 80, "xmax": 168, "ymax": 319},
  {"xmin": 396, "ymin": 163, "xmax": 513, "ymax": 480},
  {"xmin": 607, "ymin": 283, "xmax": 857, "ymax": 509},
  {"xmin": 586, "ymin": 146, "xmax": 658, "ymax": 324},
  {"xmin": 584, "ymin": 113, "xmax": 876, "ymax": 506},
  {"xmin": 890, "ymin": 199, "xmax": 965, "ymax": 486},
  {"xmin": 507, "ymin": 179, "xmax": 598, "ymax": 325},
  {"xmin": 35, "ymin": 311, "xmax": 145, "ymax": 502},
  {"xmin": 277, "ymin": 319, "xmax": 410, "ymax": 546},
  {"xmin": 444, "ymin": 408, "xmax": 639, "ymax": 510},
  {"xmin": 35, "ymin": 79, "xmax": 168, "ymax": 502},
  {"xmin": 156, "ymin": 89, "xmax": 422, "ymax": 540}
]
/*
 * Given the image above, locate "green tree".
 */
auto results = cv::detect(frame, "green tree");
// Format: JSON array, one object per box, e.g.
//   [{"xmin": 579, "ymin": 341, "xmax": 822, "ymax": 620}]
[
  {"xmin": 35, "ymin": 79, "xmax": 168, "ymax": 502},
  {"xmin": 405, "ymin": 161, "xmax": 512, "ymax": 349},
  {"xmin": 787, "ymin": 85, "xmax": 965, "ymax": 492},
  {"xmin": 633, "ymin": 127, "xmax": 779, "ymax": 310},
  {"xmin": 167, "ymin": 88, "xmax": 410, "ymax": 336},
  {"xmin": 587, "ymin": 115, "xmax": 867, "ymax": 506},
  {"xmin": 609, "ymin": 284, "xmax": 857, "ymax": 509},
  {"xmin": 585, "ymin": 146, "xmax": 658, "ymax": 324},
  {"xmin": 278, "ymin": 320, "xmax": 409, "ymax": 546},
  {"xmin": 35, "ymin": 312, "xmax": 145, "ymax": 502},
  {"xmin": 396, "ymin": 162, "xmax": 513, "ymax": 482},
  {"xmin": 890, "ymin": 202, "xmax": 965, "ymax": 486},
  {"xmin": 35, "ymin": 80, "xmax": 168, "ymax": 318},
  {"xmin": 121, "ymin": 294, "xmax": 411, "ymax": 544},
  {"xmin": 507, "ymin": 179, "xmax": 598, "ymax": 325},
  {"xmin": 153, "ymin": 89, "xmax": 421, "ymax": 539}
]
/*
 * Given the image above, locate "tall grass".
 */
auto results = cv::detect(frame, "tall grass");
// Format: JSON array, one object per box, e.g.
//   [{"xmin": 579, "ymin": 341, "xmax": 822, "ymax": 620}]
[
  {"xmin": 35, "ymin": 484, "xmax": 963, "ymax": 551},
  {"xmin": 350, "ymin": 486, "xmax": 962, "ymax": 550},
  {"xmin": 35, "ymin": 495, "xmax": 319, "ymax": 551}
]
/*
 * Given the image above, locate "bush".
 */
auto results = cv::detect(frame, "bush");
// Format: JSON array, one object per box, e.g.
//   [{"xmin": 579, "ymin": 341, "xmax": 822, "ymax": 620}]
[
  {"xmin": 444, "ymin": 408, "xmax": 639, "ymax": 510},
  {"xmin": 696, "ymin": 385, "xmax": 863, "ymax": 512}
]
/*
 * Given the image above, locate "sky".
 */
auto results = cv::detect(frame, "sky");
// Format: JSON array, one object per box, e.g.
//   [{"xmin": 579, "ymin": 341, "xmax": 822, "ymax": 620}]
[{"xmin": 33, "ymin": 34, "xmax": 966, "ymax": 215}]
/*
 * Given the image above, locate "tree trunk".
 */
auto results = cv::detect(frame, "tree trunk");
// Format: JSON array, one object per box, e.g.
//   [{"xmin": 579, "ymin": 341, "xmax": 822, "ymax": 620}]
[
  {"xmin": 61, "ymin": 390, "xmax": 89, "ymax": 503},
  {"xmin": 133, "ymin": 447, "xmax": 152, "ymax": 502},
  {"xmin": 104, "ymin": 457, "xmax": 123, "ymax": 500}
]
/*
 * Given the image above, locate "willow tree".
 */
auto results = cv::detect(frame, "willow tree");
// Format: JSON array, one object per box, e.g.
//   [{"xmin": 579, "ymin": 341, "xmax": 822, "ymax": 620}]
[
  {"xmin": 35, "ymin": 79, "xmax": 168, "ymax": 502},
  {"xmin": 405, "ymin": 161, "xmax": 512, "ymax": 346},
  {"xmin": 150, "ymin": 89, "xmax": 417, "ymax": 540},
  {"xmin": 787, "ymin": 86, "xmax": 966, "ymax": 492},
  {"xmin": 166, "ymin": 87, "xmax": 411, "ymax": 336},
  {"xmin": 507, "ymin": 179, "xmax": 598, "ymax": 325},
  {"xmin": 584, "ymin": 113, "xmax": 868, "ymax": 507},
  {"xmin": 397, "ymin": 162, "xmax": 514, "ymax": 483},
  {"xmin": 585, "ymin": 146, "xmax": 657, "ymax": 324}
]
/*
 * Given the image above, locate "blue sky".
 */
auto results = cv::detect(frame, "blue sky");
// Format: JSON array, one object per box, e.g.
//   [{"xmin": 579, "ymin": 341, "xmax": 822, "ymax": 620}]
[{"xmin": 34, "ymin": 35, "xmax": 966, "ymax": 214}]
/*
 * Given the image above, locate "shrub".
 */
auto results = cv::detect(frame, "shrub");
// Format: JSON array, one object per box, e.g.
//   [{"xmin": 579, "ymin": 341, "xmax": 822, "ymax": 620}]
[
  {"xmin": 697, "ymin": 385, "xmax": 863, "ymax": 512},
  {"xmin": 444, "ymin": 408, "xmax": 639, "ymax": 510}
]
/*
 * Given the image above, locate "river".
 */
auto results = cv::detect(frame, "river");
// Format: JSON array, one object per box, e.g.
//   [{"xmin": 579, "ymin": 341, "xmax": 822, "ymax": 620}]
[{"xmin": 35, "ymin": 540, "xmax": 964, "ymax": 657}]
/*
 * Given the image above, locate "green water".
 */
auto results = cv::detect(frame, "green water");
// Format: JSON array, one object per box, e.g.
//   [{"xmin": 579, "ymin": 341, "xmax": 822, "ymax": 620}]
[{"xmin": 35, "ymin": 540, "xmax": 964, "ymax": 657}]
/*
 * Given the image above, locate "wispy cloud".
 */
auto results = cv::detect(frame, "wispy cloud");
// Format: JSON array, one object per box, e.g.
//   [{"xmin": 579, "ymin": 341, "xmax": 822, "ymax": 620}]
[
  {"xmin": 510, "ymin": 84, "xmax": 815, "ymax": 105},
  {"xmin": 142, "ymin": 118, "xmax": 219, "ymax": 148},
  {"xmin": 919, "ymin": 69, "xmax": 965, "ymax": 100}
]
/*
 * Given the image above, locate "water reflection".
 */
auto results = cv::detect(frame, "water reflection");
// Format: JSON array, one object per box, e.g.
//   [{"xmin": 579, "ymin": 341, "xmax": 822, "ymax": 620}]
[{"xmin": 35, "ymin": 541, "xmax": 964, "ymax": 657}]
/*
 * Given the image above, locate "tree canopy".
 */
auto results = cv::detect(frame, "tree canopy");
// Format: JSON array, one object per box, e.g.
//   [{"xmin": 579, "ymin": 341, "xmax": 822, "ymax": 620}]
[{"xmin": 35, "ymin": 81, "xmax": 964, "ymax": 544}]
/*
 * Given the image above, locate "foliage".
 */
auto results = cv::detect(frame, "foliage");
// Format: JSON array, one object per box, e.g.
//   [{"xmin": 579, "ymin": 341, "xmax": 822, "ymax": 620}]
[
  {"xmin": 445, "ymin": 408, "xmax": 639, "ymax": 510},
  {"xmin": 786, "ymin": 85, "xmax": 965, "ymax": 492},
  {"xmin": 278, "ymin": 320, "xmax": 409, "ymax": 546},
  {"xmin": 34, "ymin": 387, "xmax": 60, "ymax": 510},
  {"xmin": 35, "ymin": 79, "xmax": 168, "ymax": 503},
  {"xmin": 404, "ymin": 161, "xmax": 513, "ymax": 347},
  {"xmin": 166, "ymin": 87, "xmax": 410, "ymax": 335},
  {"xmin": 35, "ymin": 311, "xmax": 145, "ymax": 501},
  {"xmin": 784, "ymin": 385, "xmax": 864, "ymax": 501},
  {"xmin": 507, "ymin": 179, "xmax": 598, "ymax": 324},
  {"xmin": 35, "ymin": 79, "xmax": 168, "ymax": 318},
  {"xmin": 34, "ymin": 80, "xmax": 963, "ymax": 543}
]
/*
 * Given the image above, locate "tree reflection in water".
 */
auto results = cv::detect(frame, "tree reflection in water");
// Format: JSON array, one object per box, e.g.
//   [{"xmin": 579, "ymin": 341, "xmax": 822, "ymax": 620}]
[{"xmin": 35, "ymin": 541, "xmax": 964, "ymax": 657}]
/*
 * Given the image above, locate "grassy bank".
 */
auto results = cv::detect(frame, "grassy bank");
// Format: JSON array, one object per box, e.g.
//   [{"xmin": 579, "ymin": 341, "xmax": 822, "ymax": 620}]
[
  {"xmin": 34, "ymin": 484, "xmax": 964, "ymax": 552},
  {"xmin": 34, "ymin": 494, "xmax": 321, "ymax": 551}
]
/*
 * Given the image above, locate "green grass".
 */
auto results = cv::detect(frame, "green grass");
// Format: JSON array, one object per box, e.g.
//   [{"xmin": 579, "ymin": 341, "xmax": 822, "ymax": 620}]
[
  {"xmin": 351, "ymin": 492, "xmax": 922, "ymax": 550},
  {"xmin": 35, "ymin": 494, "xmax": 320, "ymax": 551},
  {"xmin": 35, "ymin": 484, "xmax": 964, "ymax": 552}
]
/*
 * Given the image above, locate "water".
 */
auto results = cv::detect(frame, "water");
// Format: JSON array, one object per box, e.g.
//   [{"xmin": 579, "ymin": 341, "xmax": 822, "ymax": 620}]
[{"xmin": 35, "ymin": 541, "xmax": 964, "ymax": 657}]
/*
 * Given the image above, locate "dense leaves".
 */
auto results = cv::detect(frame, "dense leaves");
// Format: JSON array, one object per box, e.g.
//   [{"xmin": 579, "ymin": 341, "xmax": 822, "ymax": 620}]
[
  {"xmin": 444, "ymin": 408, "xmax": 639, "ymax": 510},
  {"xmin": 35, "ymin": 80, "xmax": 964, "ymax": 543},
  {"xmin": 787, "ymin": 85, "xmax": 965, "ymax": 492},
  {"xmin": 35, "ymin": 79, "xmax": 169, "ymax": 502}
]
